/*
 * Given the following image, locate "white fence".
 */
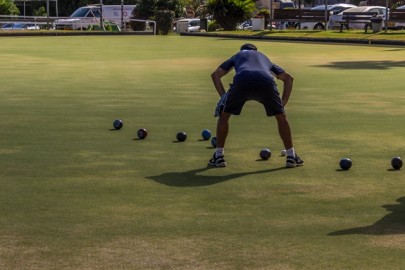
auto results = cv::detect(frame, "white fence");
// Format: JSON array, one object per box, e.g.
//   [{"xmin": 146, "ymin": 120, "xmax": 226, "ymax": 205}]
[{"xmin": 0, "ymin": 15, "xmax": 156, "ymax": 34}]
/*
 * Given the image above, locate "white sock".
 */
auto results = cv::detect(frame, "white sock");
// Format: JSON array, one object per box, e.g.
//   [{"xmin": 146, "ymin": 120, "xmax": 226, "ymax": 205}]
[
  {"xmin": 286, "ymin": 148, "xmax": 295, "ymax": 157},
  {"xmin": 216, "ymin": 148, "xmax": 224, "ymax": 157}
]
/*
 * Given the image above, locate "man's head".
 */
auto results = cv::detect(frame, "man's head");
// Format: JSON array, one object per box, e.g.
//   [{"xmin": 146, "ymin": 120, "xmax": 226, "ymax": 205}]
[{"xmin": 240, "ymin": 43, "xmax": 257, "ymax": 51}]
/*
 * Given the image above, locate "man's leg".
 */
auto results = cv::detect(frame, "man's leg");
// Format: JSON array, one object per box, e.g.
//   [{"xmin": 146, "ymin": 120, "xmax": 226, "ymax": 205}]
[
  {"xmin": 216, "ymin": 112, "xmax": 231, "ymax": 149},
  {"xmin": 275, "ymin": 113, "xmax": 303, "ymax": 167},
  {"xmin": 208, "ymin": 112, "xmax": 231, "ymax": 167},
  {"xmin": 275, "ymin": 113, "xmax": 292, "ymax": 150}
]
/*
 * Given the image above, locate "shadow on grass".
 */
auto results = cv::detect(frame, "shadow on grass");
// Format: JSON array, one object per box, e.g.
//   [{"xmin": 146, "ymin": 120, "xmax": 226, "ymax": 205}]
[
  {"xmin": 328, "ymin": 197, "xmax": 405, "ymax": 236},
  {"xmin": 147, "ymin": 166, "xmax": 287, "ymax": 187},
  {"xmin": 316, "ymin": 60, "xmax": 405, "ymax": 70}
]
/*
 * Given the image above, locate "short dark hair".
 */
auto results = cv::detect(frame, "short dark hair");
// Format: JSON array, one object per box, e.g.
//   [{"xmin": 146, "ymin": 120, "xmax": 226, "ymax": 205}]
[{"xmin": 240, "ymin": 43, "xmax": 257, "ymax": 51}]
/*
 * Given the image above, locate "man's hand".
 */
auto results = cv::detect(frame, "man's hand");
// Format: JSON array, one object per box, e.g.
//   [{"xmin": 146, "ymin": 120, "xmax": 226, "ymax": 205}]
[{"xmin": 214, "ymin": 92, "xmax": 228, "ymax": 117}]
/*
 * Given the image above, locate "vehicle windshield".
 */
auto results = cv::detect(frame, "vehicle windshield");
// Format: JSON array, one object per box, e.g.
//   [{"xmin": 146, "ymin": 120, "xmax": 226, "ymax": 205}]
[
  {"xmin": 189, "ymin": 20, "xmax": 200, "ymax": 27},
  {"xmin": 70, "ymin": 7, "xmax": 91, "ymax": 18},
  {"xmin": 312, "ymin": 5, "xmax": 333, "ymax": 10},
  {"xmin": 1, "ymin": 23, "xmax": 14, "ymax": 28},
  {"xmin": 338, "ymin": 7, "xmax": 369, "ymax": 14},
  {"xmin": 91, "ymin": 8, "xmax": 101, "ymax": 18}
]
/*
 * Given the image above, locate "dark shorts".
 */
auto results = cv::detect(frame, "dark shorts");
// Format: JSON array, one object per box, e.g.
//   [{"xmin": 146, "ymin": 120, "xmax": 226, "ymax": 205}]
[{"xmin": 223, "ymin": 80, "xmax": 285, "ymax": 116}]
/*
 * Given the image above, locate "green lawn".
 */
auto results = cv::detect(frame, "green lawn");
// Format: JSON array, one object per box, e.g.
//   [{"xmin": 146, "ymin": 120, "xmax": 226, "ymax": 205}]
[{"xmin": 1, "ymin": 35, "xmax": 405, "ymax": 269}]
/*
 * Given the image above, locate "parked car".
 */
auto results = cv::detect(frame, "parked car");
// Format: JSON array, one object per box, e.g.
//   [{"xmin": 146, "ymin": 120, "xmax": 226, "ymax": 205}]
[
  {"xmin": 328, "ymin": 6, "xmax": 388, "ymax": 30},
  {"xmin": 0, "ymin": 22, "xmax": 40, "ymax": 30},
  {"xmin": 278, "ymin": 0, "xmax": 296, "ymax": 9},
  {"xmin": 238, "ymin": 19, "xmax": 275, "ymax": 30},
  {"xmin": 174, "ymin": 18, "xmax": 201, "ymax": 33},
  {"xmin": 237, "ymin": 20, "xmax": 252, "ymax": 30},
  {"xmin": 300, "ymin": 4, "xmax": 357, "ymax": 30},
  {"xmin": 393, "ymin": 5, "xmax": 405, "ymax": 30}
]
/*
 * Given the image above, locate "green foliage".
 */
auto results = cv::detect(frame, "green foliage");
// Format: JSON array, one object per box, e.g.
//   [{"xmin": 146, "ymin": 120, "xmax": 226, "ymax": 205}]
[
  {"xmin": 186, "ymin": 0, "xmax": 205, "ymax": 16},
  {"xmin": 131, "ymin": 0, "xmax": 154, "ymax": 31},
  {"xmin": 132, "ymin": 0, "xmax": 185, "ymax": 30},
  {"xmin": 157, "ymin": 0, "xmax": 184, "ymax": 15},
  {"xmin": 133, "ymin": 0, "xmax": 185, "ymax": 18},
  {"xmin": 153, "ymin": 9, "xmax": 175, "ymax": 35},
  {"xmin": 257, "ymin": 7, "xmax": 270, "ymax": 28},
  {"xmin": 208, "ymin": 19, "xmax": 221, "ymax": 31},
  {"xmin": 33, "ymin": 6, "xmax": 47, "ymax": 17},
  {"xmin": 0, "ymin": 0, "xmax": 20, "ymax": 15},
  {"xmin": 198, "ymin": 0, "xmax": 256, "ymax": 30}
]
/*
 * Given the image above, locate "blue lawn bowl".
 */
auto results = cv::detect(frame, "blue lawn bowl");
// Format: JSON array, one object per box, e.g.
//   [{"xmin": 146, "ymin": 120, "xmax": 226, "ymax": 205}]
[
  {"xmin": 176, "ymin": 131, "xmax": 187, "ymax": 142},
  {"xmin": 260, "ymin": 148, "xmax": 272, "ymax": 160},
  {"xmin": 339, "ymin": 158, "xmax": 352, "ymax": 170},
  {"xmin": 391, "ymin": 157, "xmax": 403, "ymax": 170},
  {"xmin": 202, "ymin": 129, "xmax": 212, "ymax": 140},
  {"xmin": 210, "ymin": 136, "xmax": 217, "ymax": 148},
  {"xmin": 113, "ymin": 119, "xmax": 123, "ymax": 130},
  {"xmin": 137, "ymin": 128, "xmax": 148, "ymax": 140}
]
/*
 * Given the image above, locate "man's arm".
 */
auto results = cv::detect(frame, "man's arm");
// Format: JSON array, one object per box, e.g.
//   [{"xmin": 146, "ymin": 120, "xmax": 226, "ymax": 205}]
[
  {"xmin": 211, "ymin": 67, "xmax": 231, "ymax": 97},
  {"xmin": 276, "ymin": 71, "xmax": 294, "ymax": 107}
]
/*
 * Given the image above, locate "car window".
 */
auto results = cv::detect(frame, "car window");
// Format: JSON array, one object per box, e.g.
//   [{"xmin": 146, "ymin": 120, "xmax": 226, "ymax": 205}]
[
  {"xmin": 71, "ymin": 7, "xmax": 90, "ymax": 18},
  {"xmin": 91, "ymin": 9, "xmax": 101, "ymax": 18},
  {"xmin": 332, "ymin": 7, "xmax": 346, "ymax": 12},
  {"xmin": 189, "ymin": 20, "xmax": 200, "ymax": 27},
  {"xmin": 368, "ymin": 8, "xmax": 381, "ymax": 15}
]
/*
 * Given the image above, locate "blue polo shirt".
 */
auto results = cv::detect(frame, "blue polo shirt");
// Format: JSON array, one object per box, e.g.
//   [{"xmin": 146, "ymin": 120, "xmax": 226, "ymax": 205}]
[{"xmin": 219, "ymin": 50, "xmax": 284, "ymax": 85}]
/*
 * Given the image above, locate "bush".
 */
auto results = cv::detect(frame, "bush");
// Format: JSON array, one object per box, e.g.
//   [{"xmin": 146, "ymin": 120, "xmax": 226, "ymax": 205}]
[
  {"xmin": 153, "ymin": 10, "xmax": 175, "ymax": 35},
  {"xmin": 208, "ymin": 20, "xmax": 221, "ymax": 32},
  {"xmin": 34, "ymin": 6, "xmax": 47, "ymax": 17},
  {"xmin": 198, "ymin": 0, "xmax": 255, "ymax": 31},
  {"xmin": 0, "ymin": 0, "xmax": 20, "ymax": 15}
]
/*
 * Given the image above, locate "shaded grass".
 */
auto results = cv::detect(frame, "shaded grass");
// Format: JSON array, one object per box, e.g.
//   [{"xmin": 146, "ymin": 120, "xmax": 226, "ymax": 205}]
[{"xmin": 1, "ymin": 36, "xmax": 405, "ymax": 269}]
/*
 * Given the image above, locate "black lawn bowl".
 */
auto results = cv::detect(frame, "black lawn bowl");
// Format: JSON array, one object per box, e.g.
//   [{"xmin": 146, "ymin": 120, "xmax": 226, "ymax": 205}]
[
  {"xmin": 113, "ymin": 119, "xmax": 123, "ymax": 130},
  {"xmin": 137, "ymin": 128, "xmax": 148, "ymax": 139},
  {"xmin": 176, "ymin": 131, "xmax": 187, "ymax": 142},
  {"xmin": 210, "ymin": 136, "xmax": 217, "ymax": 148},
  {"xmin": 339, "ymin": 158, "xmax": 352, "ymax": 170},
  {"xmin": 391, "ymin": 157, "xmax": 403, "ymax": 170},
  {"xmin": 260, "ymin": 148, "xmax": 272, "ymax": 160}
]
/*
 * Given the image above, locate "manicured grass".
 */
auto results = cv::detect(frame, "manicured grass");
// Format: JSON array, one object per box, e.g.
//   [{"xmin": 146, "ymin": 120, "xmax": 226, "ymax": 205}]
[{"xmin": 1, "ymin": 35, "xmax": 405, "ymax": 269}]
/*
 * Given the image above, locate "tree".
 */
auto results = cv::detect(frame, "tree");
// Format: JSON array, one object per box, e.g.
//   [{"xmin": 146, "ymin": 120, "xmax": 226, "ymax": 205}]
[
  {"xmin": 154, "ymin": 9, "xmax": 175, "ymax": 34},
  {"xmin": 131, "ymin": 0, "xmax": 156, "ymax": 31},
  {"xmin": 131, "ymin": 0, "xmax": 186, "ymax": 33},
  {"xmin": 34, "ymin": 6, "xmax": 47, "ymax": 16},
  {"xmin": 198, "ymin": 0, "xmax": 256, "ymax": 31},
  {"xmin": 0, "ymin": 0, "xmax": 20, "ymax": 15},
  {"xmin": 56, "ymin": 0, "xmax": 88, "ymax": 17}
]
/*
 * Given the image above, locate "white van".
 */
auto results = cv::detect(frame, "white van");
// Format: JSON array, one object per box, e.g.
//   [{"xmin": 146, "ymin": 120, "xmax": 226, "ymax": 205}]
[{"xmin": 54, "ymin": 5, "xmax": 136, "ymax": 30}]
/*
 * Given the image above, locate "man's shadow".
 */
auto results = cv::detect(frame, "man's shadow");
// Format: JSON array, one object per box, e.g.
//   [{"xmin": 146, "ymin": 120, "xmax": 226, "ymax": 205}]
[
  {"xmin": 146, "ymin": 166, "xmax": 287, "ymax": 187},
  {"xmin": 328, "ymin": 197, "xmax": 405, "ymax": 236}
]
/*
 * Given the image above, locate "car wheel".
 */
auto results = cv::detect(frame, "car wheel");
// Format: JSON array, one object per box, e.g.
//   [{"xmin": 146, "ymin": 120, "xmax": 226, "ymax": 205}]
[{"xmin": 313, "ymin": 23, "xmax": 325, "ymax": 30}]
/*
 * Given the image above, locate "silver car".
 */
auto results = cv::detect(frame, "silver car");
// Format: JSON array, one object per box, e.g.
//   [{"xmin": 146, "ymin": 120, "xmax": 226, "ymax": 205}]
[
  {"xmin": 300, "ymin": 4, "xmax": 357, "ymax": 30},
  {"xmin": 0, "ymin": 22, "xmax": 40, "ymax": 30},
  {"xmin": 393, "ymin": 5, "xmax": 405, "ymax": 30},
  {"xmin": 328, "ymin": 6, "xmax": 388, "ymax": 30}
]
